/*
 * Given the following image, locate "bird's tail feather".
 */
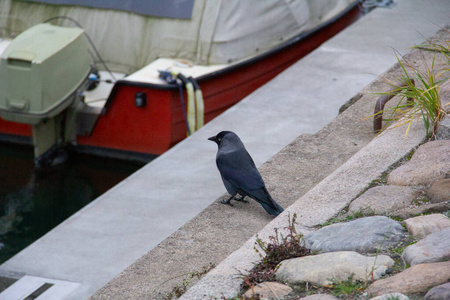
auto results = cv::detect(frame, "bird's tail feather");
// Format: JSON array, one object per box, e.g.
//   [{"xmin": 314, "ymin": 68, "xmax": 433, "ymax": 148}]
[
  {"xmin": 260, "ymin": 201, "xmax": 284, "ymax": 216},
  {"xmin": 258, "ymin": 187, "xmax": 284, "ymax": 216}
]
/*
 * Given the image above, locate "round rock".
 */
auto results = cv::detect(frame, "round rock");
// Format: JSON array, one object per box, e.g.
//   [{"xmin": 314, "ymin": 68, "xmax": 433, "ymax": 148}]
[
  {"xmin": 243, "ymin": 281, "xmax": 292, "ymax": 299},
  {"xmin": 391, "ymin": 202, "xmax": 450, "ymax": 220},
  {"xmin": 424, "ymin": 282, "xmax": 450, "ymax": 300},
  {"xmin": 276, "ymin": 251, "xmax": 394, "ymax": 286},
  {"xmin": 366, "ymin": 261, "xmax": 450, "ymax": 296},
  {"xmin": 404, "ymin": 214, "xmax": 450, "ymax": 239},
  {"xmin": 427, "ymin": 178, "xmax": 450, "ymax": 203},
  {"xmin": 349, "ymin": 185, "xmax": 420, "ymax": 215},
  {"xmin": 402, "ymin": 227, "xmax": 450, "ymax": 266},
  {"xmin": 387, "ymin": 140, "xmax": 450, "ymax": 186},
  {"xmin": 300, "ymin": 295, "xmax": 339, "ymax": 300},
  {"xmin": 435, "ymin": 114, "xmax": 450, "ymax": 139},
  {"xmin": 305, "ymin": 216, "xmax": 404, "ymax": 253},
  {"xmin": 369, "ymin": 293, "xmax": 409, "ymax": 300}
]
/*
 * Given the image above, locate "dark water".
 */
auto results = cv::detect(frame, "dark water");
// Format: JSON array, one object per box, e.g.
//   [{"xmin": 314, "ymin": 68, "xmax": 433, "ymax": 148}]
[{"xmin": 0, "ymin": 143, "xmax": 143, "ymax": 264}]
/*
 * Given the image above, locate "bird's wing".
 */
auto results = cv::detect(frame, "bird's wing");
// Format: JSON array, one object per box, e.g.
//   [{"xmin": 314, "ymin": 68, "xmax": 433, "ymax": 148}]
[
  {"xmin": 216, "ymin": 150, "xmax": 264, "ymax": 191},
  {"xmin": 217, "ymin": 148, "xmax": 284, "ymax": 216}
]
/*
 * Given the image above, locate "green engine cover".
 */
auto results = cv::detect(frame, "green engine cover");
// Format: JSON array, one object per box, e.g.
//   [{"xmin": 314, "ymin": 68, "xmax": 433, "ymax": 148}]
[{"xmin": 0, "ymin": 23, "xmax": 91, "ymax": 125}]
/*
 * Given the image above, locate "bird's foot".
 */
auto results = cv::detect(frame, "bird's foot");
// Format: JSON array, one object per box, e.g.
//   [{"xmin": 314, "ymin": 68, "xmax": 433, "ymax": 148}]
[
  {"xmin": 220, "ymin": 198, "xmax": 234, "ymax": 206},
  {"xmin": 233, "ymin": 196, "xmax": 249, "ymax": 203}
]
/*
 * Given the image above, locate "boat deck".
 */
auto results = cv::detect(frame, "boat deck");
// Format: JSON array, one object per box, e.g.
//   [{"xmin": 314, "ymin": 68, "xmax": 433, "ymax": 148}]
[
  {"xmin": 83, "ymin": 71, "xmax": 123, "ymax": 108},
  {"xmin": 1, "ymin": 1, "xmax": 450, "ymax": 299},
  {"xmin": 124, "ymin": 58, "xmax": 228, "ymax": 84}
]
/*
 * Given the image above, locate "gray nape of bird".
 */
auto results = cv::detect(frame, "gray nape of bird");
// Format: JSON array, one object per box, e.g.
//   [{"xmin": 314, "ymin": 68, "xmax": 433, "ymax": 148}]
[{"xmin": 208, "ymin": 131, "xmax": 284, "ymax": 216}]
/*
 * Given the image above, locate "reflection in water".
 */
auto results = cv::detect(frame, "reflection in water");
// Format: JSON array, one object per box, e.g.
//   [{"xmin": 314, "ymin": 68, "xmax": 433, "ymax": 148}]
[{"xmin": 0, "ymin": 144, "xmax": 143, "ymax": 264}]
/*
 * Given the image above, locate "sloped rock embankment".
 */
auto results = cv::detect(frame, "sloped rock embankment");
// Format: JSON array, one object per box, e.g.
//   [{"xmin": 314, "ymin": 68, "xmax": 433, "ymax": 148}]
[{"xmin": 245, "ymin": 139, "xmax": 450, "ymax": 299}]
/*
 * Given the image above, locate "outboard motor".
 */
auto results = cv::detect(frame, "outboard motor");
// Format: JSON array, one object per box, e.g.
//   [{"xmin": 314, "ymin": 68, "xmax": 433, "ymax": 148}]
[{"xmin": 0, "ymin": 23, "xmax": 91, "ymax": 168}]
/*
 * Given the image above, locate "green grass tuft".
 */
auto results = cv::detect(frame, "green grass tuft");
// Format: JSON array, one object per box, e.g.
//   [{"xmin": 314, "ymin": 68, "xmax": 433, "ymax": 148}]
[
  {"xmin": 382, "ymin": 52, "xmax": 446, "ymax": 138},
  {"xmin": 368, "ymin": 41, "xmax": 449, "ymax": 139},
  {"xmin": 328, "ymin": 273, "xmax": 366, "ymax": 297}
]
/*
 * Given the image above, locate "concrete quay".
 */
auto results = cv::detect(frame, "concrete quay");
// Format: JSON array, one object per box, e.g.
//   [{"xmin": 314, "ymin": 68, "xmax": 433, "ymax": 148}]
[
  {"xmin": 1, "ymin": 0, "xmax": 450, "ymax": 299},
  {"xmin": 104, "ymin": 26, "xmax": 450, "ymax": 299}
]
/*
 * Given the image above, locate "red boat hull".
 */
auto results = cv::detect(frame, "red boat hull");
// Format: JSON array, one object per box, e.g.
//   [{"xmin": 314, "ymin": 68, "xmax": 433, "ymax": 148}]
[{"xmin": 0, "ymin": 4, "xmax": 362, "ymax": 160}]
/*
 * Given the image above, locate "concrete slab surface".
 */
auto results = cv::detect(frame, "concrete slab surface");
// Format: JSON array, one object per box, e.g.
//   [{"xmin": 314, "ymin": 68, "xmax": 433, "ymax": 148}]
[{"xmin": 0, "ymin": 0, "xmax": 449, "ymax": 299}]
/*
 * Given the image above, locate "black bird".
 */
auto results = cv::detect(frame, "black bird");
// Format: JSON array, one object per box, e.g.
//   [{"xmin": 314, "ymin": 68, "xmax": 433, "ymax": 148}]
[{"xmin": 208, "ymin": 131, "xmax": 284, "ymax": 216}]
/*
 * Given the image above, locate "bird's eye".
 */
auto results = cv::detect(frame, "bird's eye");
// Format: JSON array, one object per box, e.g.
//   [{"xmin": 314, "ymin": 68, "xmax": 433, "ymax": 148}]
[{"xmin": 217, "ymin": 138, "xmax": 222, "ymax": 142}]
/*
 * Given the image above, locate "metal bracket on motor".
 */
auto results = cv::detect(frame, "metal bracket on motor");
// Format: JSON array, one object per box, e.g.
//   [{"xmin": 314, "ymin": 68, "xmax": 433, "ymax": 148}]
[{"xmin": 34, "ymin": 145, "xmax": 68, "ymax": 169}]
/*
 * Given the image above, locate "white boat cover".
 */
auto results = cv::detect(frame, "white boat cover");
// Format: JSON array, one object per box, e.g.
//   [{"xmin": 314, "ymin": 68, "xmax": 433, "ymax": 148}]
[{"xmin": 0, "ymin": 0, "xmax": 357, "ymax": 74}]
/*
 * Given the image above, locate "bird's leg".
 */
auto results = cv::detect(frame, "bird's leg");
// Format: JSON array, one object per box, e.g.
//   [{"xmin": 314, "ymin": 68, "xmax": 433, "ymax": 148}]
[
  {"xmin": 233, "ymin": 195, "xmax": 249, "ymax": 203},
  {"xmin": 221, "ymin": 195, "xmax": 234, "ymax": 206}
]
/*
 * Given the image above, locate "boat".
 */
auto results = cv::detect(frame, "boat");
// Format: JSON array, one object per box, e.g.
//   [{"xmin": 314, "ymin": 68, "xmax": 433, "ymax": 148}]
[{"xmin": 0, "ymin": 0, "xmax": 362, "ymax": 167}]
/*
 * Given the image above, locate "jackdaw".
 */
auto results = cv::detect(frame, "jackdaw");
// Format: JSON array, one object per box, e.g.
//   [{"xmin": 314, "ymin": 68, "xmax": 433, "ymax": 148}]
[{"xmin": 208, "ymin": 131, "xmax": 284, "ymax": 216}]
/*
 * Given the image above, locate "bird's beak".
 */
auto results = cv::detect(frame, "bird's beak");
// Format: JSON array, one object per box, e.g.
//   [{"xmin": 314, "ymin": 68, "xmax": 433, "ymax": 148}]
[{"xmin": 208, "ymin": 136, "xmax": 217, "ymax": 142}]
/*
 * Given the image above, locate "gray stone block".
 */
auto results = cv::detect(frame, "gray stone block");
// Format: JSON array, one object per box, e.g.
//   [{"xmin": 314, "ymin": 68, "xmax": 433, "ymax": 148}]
[{"xmin": 305, "ymin": 216, "xmax": 404, "ymax": 253}]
